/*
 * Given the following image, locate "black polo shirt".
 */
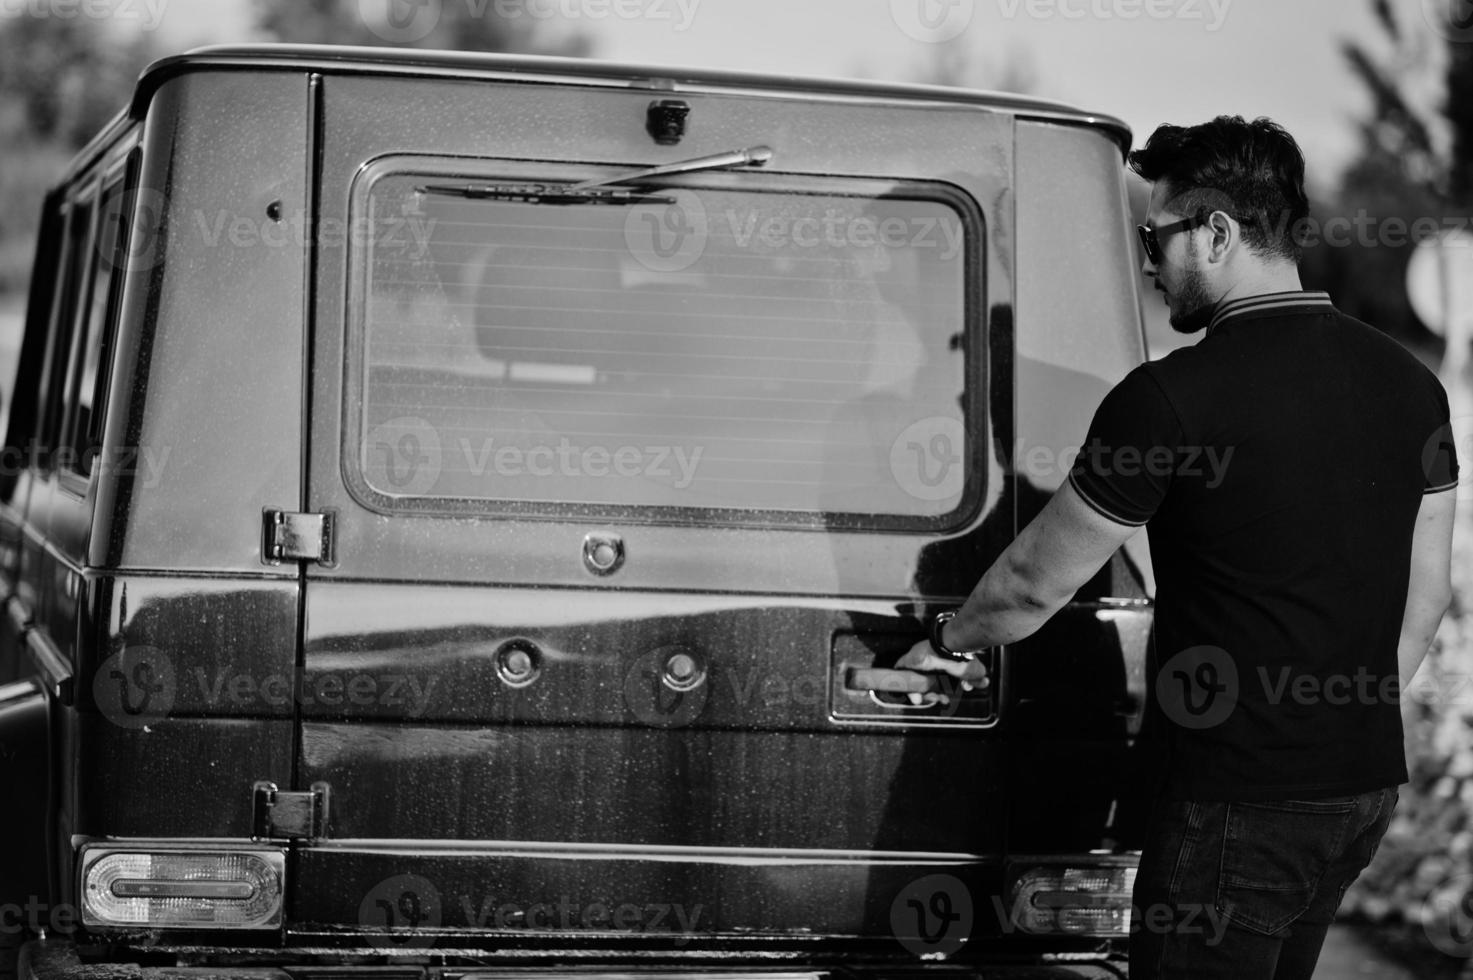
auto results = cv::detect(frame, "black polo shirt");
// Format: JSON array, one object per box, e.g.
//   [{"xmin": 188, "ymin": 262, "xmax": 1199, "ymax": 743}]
[{"xmin": 1070, "ymin": 290, "xmax": 1458, "ymax": 801}]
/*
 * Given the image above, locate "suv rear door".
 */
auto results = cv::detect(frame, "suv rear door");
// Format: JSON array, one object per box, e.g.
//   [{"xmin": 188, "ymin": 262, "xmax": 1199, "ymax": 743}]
[{"xmin": 298, "ymin": 70, "xmax": 1038, "ymax": 956}]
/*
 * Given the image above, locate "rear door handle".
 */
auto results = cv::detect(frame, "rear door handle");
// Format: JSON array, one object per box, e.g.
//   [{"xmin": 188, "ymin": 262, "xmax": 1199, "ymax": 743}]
[
  {"xmin": 831, "ymin": 635, "xmax": 1001, "ymax": 726},
  {"xmin": 844, "ymin": 667, "xmax": 944, "ymax": 695}
]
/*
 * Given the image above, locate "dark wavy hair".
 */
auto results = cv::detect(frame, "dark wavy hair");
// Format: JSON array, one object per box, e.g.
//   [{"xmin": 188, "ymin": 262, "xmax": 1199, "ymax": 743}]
[{"xmin": 1128, "ymin": 116, "xmax": 1310, "ymax": 264}]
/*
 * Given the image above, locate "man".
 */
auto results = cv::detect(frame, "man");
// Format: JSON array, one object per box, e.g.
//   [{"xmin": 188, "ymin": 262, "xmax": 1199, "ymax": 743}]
[{"xmin": 898, "ymin": 115, "xmax": 1458, "ymax": 979}]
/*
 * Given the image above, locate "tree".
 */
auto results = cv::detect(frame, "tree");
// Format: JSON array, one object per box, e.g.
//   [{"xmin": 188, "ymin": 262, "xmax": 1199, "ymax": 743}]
[
  {"xmin": 0, "ymin": 14, "xmax": 156, "ymax": 150},
  {"xmin": 0, "ymin": 14, "xmax": 158, "ymax": 295},
  {"xmin": 1298, "ymin": 0, "xmax": 1456, "ymax": 348},
  {"xmin": 253, "ymin": 0, "xmax": 592, "ymax": 57}
]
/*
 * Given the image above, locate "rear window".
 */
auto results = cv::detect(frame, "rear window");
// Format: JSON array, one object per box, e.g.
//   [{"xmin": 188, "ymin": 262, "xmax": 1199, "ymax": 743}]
[{"xmin": 346, "ymin": 158, "xmax": 981, "ymax": 529}]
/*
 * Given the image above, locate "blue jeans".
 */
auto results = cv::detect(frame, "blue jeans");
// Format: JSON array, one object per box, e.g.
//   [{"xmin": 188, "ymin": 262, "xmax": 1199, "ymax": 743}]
[{"xmin": 1128, "ymin": 786, "xmax": 1398, "ymax": 979}]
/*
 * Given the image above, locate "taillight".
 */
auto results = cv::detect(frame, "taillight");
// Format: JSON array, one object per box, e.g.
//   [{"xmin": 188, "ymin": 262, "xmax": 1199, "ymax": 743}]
[
  {"xmin": 79, "ymin": 845, "xmax": 285, "ymax": 929},
  {"xmin": 1009, "ymin": 861, "xmax": 1137, "ymax": 937}
]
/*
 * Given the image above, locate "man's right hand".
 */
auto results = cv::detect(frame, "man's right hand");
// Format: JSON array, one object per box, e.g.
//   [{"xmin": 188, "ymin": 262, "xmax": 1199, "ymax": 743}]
[{"xmin": 893, "ymin": 638, "xmax": 990, "ymax": 706}]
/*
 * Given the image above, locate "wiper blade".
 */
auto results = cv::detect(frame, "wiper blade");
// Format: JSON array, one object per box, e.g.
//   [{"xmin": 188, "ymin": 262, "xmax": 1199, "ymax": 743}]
[
  {"xmin": 417, "ymin": 183, "xmax": 676, "ymax": 206},
  {"xmin": 566, "ymin": 145, "xmax": 774, "ymax": 192},
  {"xmin": 417, "ymin": 145, "xmax": 774, "ymax": 206}
]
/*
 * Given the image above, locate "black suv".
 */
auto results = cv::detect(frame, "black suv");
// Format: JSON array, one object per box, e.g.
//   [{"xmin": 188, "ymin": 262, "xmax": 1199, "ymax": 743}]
[{"xmin": 0, "ymin": 44, "xmax": 1155, "ymax": 980}]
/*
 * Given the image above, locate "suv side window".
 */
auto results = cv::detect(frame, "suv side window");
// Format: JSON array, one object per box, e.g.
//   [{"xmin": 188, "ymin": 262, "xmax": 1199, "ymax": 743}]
[
  {"xmin": 0, "ymin": 193, "xmax": 65, "ymax": 500},
  {"xmin": 36, "ymin": 192, "xmax": 97, "ymax": 473},
  {"xmin": 59, "ymin": 161, "xmax": 133, "ymax": 483}
]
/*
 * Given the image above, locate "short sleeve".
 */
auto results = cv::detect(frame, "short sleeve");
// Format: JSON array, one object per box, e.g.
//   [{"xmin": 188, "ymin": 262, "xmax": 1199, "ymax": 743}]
[
  {"xmin": 1422, "ymin": 374, "xmax": 1460, "ymax": 494},
  {"xmin": 1068, "ymin": 366, "xmax": 1184, "ymax": 526}
]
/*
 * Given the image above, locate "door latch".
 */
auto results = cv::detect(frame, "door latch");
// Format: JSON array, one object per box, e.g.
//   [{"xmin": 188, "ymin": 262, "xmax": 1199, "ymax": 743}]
[
  {"xmin": 253, "ymin": 781, "xmax": 330, "ymax": 841},
  {"xmin": 261, "ymin": 509, "xmax": 336, "ymax": 566}
]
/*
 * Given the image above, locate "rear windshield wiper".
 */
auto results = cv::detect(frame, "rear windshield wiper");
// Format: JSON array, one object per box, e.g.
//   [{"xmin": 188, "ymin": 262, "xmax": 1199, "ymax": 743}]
[
  {"xmin": 417, "ymin": 183, "xmax": 677, "ymax": 206},
  {"xmin": 566, "ymin": 145, "xmax": 773, "ymax": 191},
  {"xmin": 418, "ymin": 145, "xmax": 774, "ymax": 206}
]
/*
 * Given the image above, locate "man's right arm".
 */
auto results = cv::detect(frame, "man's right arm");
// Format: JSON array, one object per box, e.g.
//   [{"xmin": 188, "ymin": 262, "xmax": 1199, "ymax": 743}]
[{"xmin": 1400, "ymin": 488, "xmax": 1456, "ymax": 690}]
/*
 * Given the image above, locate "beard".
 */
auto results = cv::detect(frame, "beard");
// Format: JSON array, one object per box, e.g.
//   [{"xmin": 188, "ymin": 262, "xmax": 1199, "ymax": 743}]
[{"xmin": 1167, "ymin": 263, "xmax": 1217, "ymax": 335}]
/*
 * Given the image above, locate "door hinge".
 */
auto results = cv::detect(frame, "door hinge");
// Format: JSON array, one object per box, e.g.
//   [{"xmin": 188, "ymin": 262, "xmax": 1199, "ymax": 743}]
[
  {"xmin": 253, "ymin": 781, "xmax": 330, "ymax": 841},
  {"xmin": 262, "ymin": 508, "xmax": 336, "ymax": 566}
]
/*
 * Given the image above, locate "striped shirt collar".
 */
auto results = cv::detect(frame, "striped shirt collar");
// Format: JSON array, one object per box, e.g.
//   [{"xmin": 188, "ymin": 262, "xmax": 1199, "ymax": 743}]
[{"xmin": 1206, "ymin": 290, "xmax": 1334, "ymax": 334}]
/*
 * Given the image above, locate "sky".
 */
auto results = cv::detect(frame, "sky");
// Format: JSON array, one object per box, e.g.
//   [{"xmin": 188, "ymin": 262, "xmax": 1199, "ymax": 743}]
[{"xmin": 140, "ymin": 0, "xmax": 1454, "ymax": 193}]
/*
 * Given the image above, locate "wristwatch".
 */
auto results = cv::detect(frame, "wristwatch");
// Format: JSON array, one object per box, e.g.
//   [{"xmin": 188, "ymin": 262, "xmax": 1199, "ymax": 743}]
[{"xmin": 929, "ymin": 610, "xmax": 989, "ymax": 662}]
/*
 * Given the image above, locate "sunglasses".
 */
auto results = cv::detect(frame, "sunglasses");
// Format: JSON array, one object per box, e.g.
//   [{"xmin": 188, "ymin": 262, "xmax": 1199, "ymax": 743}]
[{"xmin": 1137, "ymin": 214, "xmax": 1207, "ymax": 265}]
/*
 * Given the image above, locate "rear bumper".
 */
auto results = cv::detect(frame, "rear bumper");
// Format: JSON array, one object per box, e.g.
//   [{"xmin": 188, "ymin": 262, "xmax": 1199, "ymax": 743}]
[{"xmin": 22, "ymin": 940, "xmax": 1129, "ymax": 980}]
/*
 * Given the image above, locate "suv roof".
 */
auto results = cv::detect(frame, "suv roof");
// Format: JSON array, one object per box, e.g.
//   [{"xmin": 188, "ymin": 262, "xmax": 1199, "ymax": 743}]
[{"xmin": 66, "ymin": 43, "xmax": 1133, "ymax": 182}]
